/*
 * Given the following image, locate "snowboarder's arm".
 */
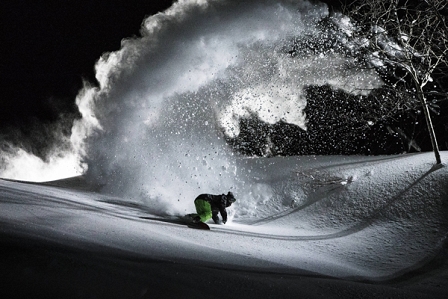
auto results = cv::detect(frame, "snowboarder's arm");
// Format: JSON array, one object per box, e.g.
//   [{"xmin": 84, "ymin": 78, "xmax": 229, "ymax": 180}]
[
  {"xmin": 212, "ymin": 210, "xmax": 219, "ymax": 224},
  {"xmin": 219, "ymin": 205, "xmax": 227, "ymax": 224}
]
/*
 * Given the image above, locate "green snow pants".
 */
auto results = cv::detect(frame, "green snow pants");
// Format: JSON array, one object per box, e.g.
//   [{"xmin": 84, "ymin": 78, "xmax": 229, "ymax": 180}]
[{"xmin": 194, "ymin": 199, "xmax": 212, "ymax": 222}]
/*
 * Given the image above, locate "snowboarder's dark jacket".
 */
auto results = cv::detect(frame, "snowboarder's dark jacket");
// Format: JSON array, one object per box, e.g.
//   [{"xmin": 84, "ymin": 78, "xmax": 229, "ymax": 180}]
[{"xmin": 195, "ymin": 193, "xmax": 231, "ymax": 224}]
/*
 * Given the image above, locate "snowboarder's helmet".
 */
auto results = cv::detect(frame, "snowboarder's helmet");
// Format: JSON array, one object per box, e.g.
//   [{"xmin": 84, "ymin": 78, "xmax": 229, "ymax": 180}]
[{"xmin": 227, "ymin": 192, "xmax": 236, "ymax": 203}]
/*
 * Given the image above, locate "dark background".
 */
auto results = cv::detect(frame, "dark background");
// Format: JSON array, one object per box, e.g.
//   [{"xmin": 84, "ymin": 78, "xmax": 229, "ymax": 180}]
[
  {"xmin": 2, "ymin": 1, "xmax": 446, "ymax": 157},
  {"xmin": 2, "ymin": 0, "xmax": 174, "ymax": 129}
]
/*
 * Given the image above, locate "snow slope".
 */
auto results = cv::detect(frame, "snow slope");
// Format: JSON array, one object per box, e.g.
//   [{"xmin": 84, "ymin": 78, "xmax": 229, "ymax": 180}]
[{"xmin": 1, "ymin": 152, "xmax": 448, "ymax": 298}]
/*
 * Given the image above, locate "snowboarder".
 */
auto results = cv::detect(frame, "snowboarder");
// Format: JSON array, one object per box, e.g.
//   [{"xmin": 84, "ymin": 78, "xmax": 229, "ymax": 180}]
[{"xmin": 193, "ymin": 192, "xmax": 236, "ymax": 224}]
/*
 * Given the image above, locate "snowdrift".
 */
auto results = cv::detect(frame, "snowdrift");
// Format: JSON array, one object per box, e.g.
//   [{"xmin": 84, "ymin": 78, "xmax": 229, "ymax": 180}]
[{"xmin": 1, "ymin": 152, "xmax": 448, "ymax": 298}]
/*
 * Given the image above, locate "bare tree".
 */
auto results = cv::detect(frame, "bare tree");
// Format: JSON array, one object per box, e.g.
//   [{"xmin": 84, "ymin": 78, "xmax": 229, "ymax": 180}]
[{"xmin": 341, "ymin": 0, "xmax": 448, "ymax": 164}]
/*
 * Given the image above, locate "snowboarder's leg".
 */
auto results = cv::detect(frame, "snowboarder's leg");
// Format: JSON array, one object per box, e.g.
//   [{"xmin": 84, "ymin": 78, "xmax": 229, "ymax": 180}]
[
  {"xmin": 185, "ymin": 213, "xmax": 201, "ymax": 223},
  {"xmin": 194, "ymin": 199, "xmax": 212, "ymax": 223}
]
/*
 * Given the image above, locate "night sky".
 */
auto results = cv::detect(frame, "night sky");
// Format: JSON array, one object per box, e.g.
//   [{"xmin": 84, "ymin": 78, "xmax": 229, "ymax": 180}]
[
  {"xmin": 2, "ymin": 0, "xmax": 174, "ymax": 129},
  {"xmin": 1, "ymin": 0, "xmax": 346, "ymax": 131},
  {"xmin": 2, "ymin": 1, "xmax": 446, "ymax": 154}
]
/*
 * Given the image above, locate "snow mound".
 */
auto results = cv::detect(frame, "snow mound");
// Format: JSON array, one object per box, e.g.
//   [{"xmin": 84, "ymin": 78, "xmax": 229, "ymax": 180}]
[{"xmin": 1, "ymin": 153, "xmax": 448, "ymax": 298}]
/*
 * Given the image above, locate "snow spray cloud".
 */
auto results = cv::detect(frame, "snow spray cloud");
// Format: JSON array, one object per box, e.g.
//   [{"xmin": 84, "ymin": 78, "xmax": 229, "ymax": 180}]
[
  {"xmin": 70, "ymin": 0, "xmax": 382, "ymax": 216},
  {"xmin": 0, "ymin": 119, "xmax": 86, "ymax": 182},
  {"xmin": 0, "ymin": 144, "xmax": 84, "ymax": 182}
]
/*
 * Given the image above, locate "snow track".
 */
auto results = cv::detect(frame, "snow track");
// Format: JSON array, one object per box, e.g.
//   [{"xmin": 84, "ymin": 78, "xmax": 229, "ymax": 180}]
[{"xmin": 1, "ymin": 153, "xmax": 448, "ymax": 298}]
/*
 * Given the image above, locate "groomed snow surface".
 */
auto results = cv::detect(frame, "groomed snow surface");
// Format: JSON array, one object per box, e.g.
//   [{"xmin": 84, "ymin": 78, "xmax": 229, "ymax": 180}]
[{"xmin": 1, "ymin": 152, "xmax": 448, "ymax": 298}]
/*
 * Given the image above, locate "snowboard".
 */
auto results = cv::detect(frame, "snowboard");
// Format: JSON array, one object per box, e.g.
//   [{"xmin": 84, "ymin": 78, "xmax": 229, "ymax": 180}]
[{"xmin": 183, "ymin": 214, "xmax": 210, "ymax": 230}]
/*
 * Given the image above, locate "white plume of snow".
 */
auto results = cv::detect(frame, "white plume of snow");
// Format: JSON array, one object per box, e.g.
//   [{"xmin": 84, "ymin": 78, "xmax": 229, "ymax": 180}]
[
  {"xmin": 1, "ymin": 1, "xmax": 383, "ymax": 215},
  {"xmin": 67, "ymin": 0, "xmax": 383, "ymax": 215},
  {"xmin": 0, "ymin": 147, "xmax": 84, "ymax": 182}
]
